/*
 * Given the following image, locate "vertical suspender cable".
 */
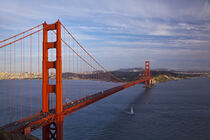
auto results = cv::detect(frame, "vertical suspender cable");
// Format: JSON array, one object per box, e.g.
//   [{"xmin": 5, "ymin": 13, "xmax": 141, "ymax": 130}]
[
  {"xmin": 91, "ymin": 64, "xmax": 92, "ymax": 96},
  {"xmin": 22, "ymin": 35, "xmax": 25, "ymax": 118},
  {"xmin": 69, "ymin": 39, "xmax": 71, "ymax": 100},
  {"xmin": 80, "ymin": 49, "xmax": 81, "ymax": 98},
  {"xmin": 30, "ymin": 35, "xmax": 32, "ymax": 115},
  {"xmin": 9, "ymin": 44, "xmax": 12, "ymax": 122},
  {"xmin": 77, "ymin": 45, "xmax": 78, "ymax": 99},
  {"xmin": 38, "ymin": 31, "xmax": 40, "ymax": 112},
  {"xmin": 63, "ymin": 31, "xmax": 66, "ymax": 100},
  {"xmin": 73, "ymin": 42, "xmax": 75, "ymax": 100},
  {"xmin": 14, "ymin": 42, "xmax": 16, "ymax": 120},
  {"xmin": 4, "ymin": 46, "xmax": 6, "ymax": 122},
  {"xmin": 21, "ymin": 36, "xmax": 23, "ymax": 119}
]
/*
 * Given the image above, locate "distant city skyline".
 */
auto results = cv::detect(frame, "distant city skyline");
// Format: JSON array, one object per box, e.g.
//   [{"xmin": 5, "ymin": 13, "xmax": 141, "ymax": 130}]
[{"xmin": 0, "ymin": 0, "xmax": 210, "ymax": 71}]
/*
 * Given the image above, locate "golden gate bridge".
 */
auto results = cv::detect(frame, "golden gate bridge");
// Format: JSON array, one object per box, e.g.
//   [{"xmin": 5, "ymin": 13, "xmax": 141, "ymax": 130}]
[{"xmin": 0, "ymin": 20, "xmax": 151, "ymax": 140}]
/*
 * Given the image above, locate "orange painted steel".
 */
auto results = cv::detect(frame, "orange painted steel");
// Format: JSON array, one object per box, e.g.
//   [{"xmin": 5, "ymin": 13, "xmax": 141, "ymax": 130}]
[
  {"xmin": 2, "ymin": 65, "xmax": 150, "ymax": 136},
  {"xmin": 0, "ymin": 20, "xmax": 151, "ymax": 140},
  {"xmin": 2, "ymin": 62, "xmax": 150, "ymax": 133},
  {"xmin": 2, "ymin": 79, "xmax": 146, "ymax": 134},
  {"xmin": 42, "ymin": 20, "xmax": 63, "ymax": 140},
  {"xmin": 0, "ymin": 23, "xmax": 42, "ymax": 43},
  {"xmin": 61, "ymin": 39, "xmax": 99, "ymax": 72},
  {"xmin": 145, "ymin": 61, "xmax": 151, "ymax": 88},
  {"xmin": 61, "ymin": 23, "xmax": 123, "ymax": 82},
  {"xmin": 0, "ymin": 28, "xmax": 43, "ymax": 48}
]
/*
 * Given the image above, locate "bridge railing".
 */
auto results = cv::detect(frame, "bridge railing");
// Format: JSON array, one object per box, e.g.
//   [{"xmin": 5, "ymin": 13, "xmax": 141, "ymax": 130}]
[
  {"xmin": 0, "ymin": 20, "xmax": 150, "ymax": 131},
  {"xmin": 0, "ymin": 21, "xmax": 127, "ymax": 127}
]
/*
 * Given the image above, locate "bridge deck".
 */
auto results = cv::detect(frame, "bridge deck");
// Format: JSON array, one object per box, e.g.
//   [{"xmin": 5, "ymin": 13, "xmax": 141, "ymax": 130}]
[{"xmin": 1, "ymin": 79, "xmax": 146, "ymax": 133}]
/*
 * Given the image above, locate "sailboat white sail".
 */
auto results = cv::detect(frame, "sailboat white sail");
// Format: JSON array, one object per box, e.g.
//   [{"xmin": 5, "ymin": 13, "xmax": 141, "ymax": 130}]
[
  {"xmin": 130, "ymin": 106, "xmax": 134, "ymax": 115},
  {"xmin": 125, "ymin": 105, "xmax": 135, "ymax": 115}
]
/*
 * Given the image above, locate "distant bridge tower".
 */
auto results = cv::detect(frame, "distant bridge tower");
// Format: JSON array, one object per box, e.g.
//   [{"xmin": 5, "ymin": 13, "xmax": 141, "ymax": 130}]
[
  {"xmin": 42, "ymin": 20, "xmax": 63, "ymax": 140},
  {"xmin": 145, "ymin": 61, "xmax": 151, "ymax": 88}
]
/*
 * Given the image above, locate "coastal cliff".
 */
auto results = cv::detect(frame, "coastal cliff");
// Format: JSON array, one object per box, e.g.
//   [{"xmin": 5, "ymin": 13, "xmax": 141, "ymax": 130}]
[
  {"xmin": 151, "ymin": 74, "xmax": 185, "ymax": 84},
  {"xmin": 150, "ymin": 71, "xmax": 207, "ymax": 85}
]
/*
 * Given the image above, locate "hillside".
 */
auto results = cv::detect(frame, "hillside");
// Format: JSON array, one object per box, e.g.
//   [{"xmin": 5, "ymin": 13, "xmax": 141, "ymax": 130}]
[{"xmin": 0, "ymin": 70, "xmax": 208, "ymax": 85}]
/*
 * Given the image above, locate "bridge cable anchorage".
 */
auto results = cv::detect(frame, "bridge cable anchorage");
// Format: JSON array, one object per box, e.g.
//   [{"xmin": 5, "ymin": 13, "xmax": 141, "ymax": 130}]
[{"xmin": 61, "ymin": 23, "xmax": 124, "ymax": 82}]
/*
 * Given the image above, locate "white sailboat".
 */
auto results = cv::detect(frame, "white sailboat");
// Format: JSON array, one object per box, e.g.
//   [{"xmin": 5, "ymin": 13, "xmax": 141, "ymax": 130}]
[
  {"xmin": 130, "ymin": 106, "xmax": 134, "ymax": 115},
  {"xmin": 126, "ymin": 106, "xmax": 134, "ymax": 115}
]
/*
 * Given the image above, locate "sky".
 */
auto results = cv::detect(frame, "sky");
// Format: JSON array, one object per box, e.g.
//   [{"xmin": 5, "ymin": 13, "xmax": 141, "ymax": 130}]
[{"xmin": 0, "ymin": 0, "xmax": 210, "ymax": 71}]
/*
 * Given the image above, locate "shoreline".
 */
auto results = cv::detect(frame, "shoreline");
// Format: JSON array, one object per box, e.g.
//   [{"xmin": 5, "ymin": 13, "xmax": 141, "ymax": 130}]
[
  {"xmin": 151, "ymin": 75, "xmax": 209, "ymax": 85},
  {"xmin": 0, "ymin": 72, "xmax": 209, "ymax": 84}
]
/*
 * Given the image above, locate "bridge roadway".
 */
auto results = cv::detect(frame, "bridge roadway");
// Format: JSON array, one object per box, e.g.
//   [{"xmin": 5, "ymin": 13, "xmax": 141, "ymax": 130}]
[{"xmin": 1, "ymin": 79, "xmax": 146, "ymax": 134}]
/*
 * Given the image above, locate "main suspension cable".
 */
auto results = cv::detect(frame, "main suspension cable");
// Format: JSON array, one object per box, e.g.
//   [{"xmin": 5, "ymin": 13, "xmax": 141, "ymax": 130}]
[
  {"xmin": 0, "ymin": 28, "xmax": 43, "ymax": 48},
  {"xmin": 0, "ymin": 24, "xmax": 42, "ymax": 43},
  {"xmin": 61, "ymin": 23, "xmax": 124, "ymax": 82}
]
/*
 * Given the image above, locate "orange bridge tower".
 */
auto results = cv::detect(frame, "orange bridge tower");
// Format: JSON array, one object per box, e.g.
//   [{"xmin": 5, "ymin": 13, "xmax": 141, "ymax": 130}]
[
  {"xmin": 145, "ymin": 61, "xmax": 151, "ymax": 88},
  {"xmin": 42, "ymin": 20, "xmax": 63, "ymax": 140}
]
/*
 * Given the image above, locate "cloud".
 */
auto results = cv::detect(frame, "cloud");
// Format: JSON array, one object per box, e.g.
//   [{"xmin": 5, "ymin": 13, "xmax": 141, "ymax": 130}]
[
  {"xmin": 85, "ymin": 45, "xmax": 210, "ymax": 71},
  {"xmin": 0, "ymin": 0, "xmax": 210, "ymax": 70}
]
